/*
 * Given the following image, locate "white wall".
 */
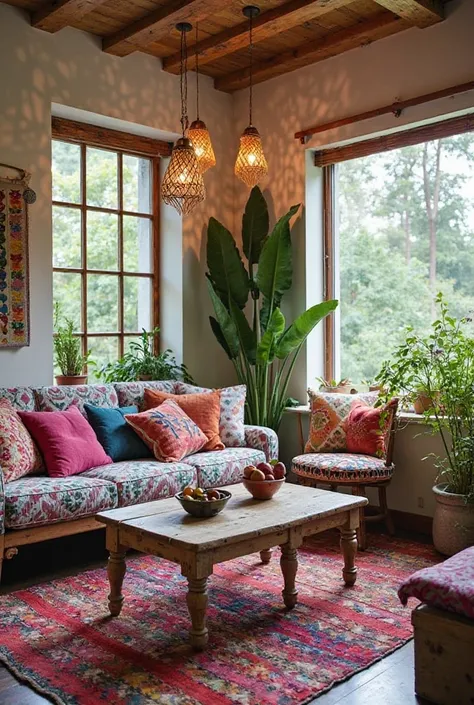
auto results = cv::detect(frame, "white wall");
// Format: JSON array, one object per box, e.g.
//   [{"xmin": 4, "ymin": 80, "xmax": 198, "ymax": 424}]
[
  {"xmin": 233, "ymin": 0, "xmax": 474, "ymax": 517},
  {"xmin": 0, "ymin": 4, "xmax": 235, "ymax": 387}
]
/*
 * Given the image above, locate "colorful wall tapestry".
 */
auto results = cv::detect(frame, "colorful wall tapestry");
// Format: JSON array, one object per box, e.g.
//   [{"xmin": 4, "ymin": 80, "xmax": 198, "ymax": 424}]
[{"xmin": 0, "ymin": 170, "xmax": 32, "ymax": 347}]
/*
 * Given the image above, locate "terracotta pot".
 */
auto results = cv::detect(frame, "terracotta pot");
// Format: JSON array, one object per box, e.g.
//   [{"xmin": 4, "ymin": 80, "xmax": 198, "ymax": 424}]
[
  {"xmin": 413, "ymin": 393, "xmax": 434, "ymax": 415},
  {"xmin": 320, "ymin": 385, "xmax": 357, "ymax": 394},
  {"xmin": 138, "ymin": 375, "xmax": 153, "ymax": 381},
  {"xmin": 432, "ymin": 483, "xmax": 474, "ymax": 556},
  {"xmin": 55, "ymin": 375, "xmax": 88, "ymax": 386}
]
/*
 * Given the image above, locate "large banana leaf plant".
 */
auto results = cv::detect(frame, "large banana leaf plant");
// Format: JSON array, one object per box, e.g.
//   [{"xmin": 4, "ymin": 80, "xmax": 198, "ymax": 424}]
[{"xmin": 206, "ymin": 186, "xmax": 337, "ymax": 431}]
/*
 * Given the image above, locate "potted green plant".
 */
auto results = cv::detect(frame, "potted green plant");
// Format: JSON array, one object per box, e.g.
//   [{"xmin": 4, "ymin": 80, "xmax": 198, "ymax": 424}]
[
  {"xmin": 316, "ymin": 377, "xmax": 355, "ymax": 394},
  {"xmin": 206, "ymin": 186, "xmax": 337, "ymax": 431},
  {"xmin": 99, "ymin": 328, "xmax": 193, "ymax": 384},
  {"xmin": 54, "ymin": 306, "xmax": 91, "ymax": 385},
  {"xmin": 377, "ymin": 293, "xmax": 474, "ymax": 555}
]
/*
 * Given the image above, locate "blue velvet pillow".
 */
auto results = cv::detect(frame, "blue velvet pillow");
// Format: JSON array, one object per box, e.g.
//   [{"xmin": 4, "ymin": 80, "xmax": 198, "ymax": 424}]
[{"xmin": 84, "ymin": 404, "xmax": 152, "ymax": 462}]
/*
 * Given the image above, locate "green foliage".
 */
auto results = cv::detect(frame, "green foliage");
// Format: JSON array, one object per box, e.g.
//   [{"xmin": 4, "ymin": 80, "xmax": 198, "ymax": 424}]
[
  {"xmin": 206, "ymin": 188, "xmax": 337, "ymax": 431},
  {"xmin": 377, "ymin": 294, "xmax": 474, "ymax": 500},
  {"xmin": 53, "ymin": 303, "xmax": 91, "ymax": 376},
  {"xmin": 98, "ymin": 328, "xmax": 193, "ymax": 384}
]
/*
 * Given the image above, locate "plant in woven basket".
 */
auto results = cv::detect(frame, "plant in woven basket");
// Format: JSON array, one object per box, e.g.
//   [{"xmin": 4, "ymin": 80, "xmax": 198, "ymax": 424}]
[{"xmin": 206, "ymin": 186, "xmax": 337, "ymax": 431}]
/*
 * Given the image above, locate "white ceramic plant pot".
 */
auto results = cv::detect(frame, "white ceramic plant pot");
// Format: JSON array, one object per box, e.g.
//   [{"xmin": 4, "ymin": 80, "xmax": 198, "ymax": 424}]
[{"xmin": 432, "ymin": 483, "xmax": 474, "ymax": 556}]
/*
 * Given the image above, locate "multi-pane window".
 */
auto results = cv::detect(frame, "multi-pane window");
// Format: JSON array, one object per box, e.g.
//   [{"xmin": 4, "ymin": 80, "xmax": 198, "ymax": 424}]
[{"xmin": 52, "ymin": 127, "xmax": 159, "ymax": 378}]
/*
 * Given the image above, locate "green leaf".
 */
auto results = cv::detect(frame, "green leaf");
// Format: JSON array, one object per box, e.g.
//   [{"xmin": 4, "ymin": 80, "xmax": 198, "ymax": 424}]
[
  {"xmin": 207, "ymin": 279, "xmax": 240, "ymax": 359},
  {"xmin": 275, "ymin": 300, "xmax": 338, "ymax": 359},
  {"xmin": 207, "ymin": 217, "xmax": 250, "ymax": 309},
  {"xmin": 242, "ymin": 186, "xmax": 269, "ymax": 266},
  {"xmin": 209, "ymin": 316, "xmax": 233, "ymax": 360},
  {"xmin": 260, "ymin": 294, "xmax": 282, "ymax": 332},
  {"xmin": 230, "ymin": 300, "xmax": 256, "ymax": 364},
  {"xmin": 256, "ymin": 204, "xmax": 300, "ymax": 310},
  {"xmin": 257, "ymin": 308, "xmax": 286, "ymax": 365}
]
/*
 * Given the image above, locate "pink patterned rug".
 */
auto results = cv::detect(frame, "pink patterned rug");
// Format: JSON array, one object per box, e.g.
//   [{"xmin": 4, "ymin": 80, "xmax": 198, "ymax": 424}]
[{"xmin": 0, "ymin": 532, "xmax": 437, "ymax": 704}]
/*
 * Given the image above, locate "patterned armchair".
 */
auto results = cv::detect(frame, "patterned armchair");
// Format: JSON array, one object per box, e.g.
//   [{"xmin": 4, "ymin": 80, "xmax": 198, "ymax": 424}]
[{"xmin": 291, "ymin": 392, "xmax": 398, "ymax": 550}]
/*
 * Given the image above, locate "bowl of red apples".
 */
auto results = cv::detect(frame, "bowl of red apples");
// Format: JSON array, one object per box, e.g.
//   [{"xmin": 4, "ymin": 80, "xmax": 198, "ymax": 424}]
[{"xmin": 242, "ymin": 460, "xmax": 287, "ymax": 500}]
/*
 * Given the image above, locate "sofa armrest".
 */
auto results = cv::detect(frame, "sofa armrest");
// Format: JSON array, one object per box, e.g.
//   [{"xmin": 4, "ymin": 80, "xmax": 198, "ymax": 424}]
[
  {"xmin": 0, "ymin": 469, "xmax": 5, "ymax": 535},
  {"xmin": 244, "ymin": 425, "xmax": 279, "ymax": 462}
]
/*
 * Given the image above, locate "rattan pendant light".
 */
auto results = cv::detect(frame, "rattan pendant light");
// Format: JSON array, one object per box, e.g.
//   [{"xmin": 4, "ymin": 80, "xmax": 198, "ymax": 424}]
[
  {"xmin": 188, "ymin": 24, "xmax": 216, "ymax": 173},
  {"xmin": 161, "ymin": 22, "xmax": 205, "ymax": 216},
  {"xmin": 234, "ymin": 6, "xmax": 268, "ymax": 189}
]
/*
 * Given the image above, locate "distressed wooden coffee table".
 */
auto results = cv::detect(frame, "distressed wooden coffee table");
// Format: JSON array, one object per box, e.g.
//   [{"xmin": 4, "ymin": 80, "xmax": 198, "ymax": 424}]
[{"xmin": 97, "ymin": 483, "xmax": 367, "ymax": 650}]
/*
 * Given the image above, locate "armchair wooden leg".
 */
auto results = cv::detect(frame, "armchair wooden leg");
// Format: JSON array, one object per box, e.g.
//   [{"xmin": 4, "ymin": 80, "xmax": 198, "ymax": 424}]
[
  {"xmin": 352, "ymin": 486, "xmax": 367, "ymax": 551},
  {"xmin": 378, "ymin": 485, "xmax": 395, "ymax": 536}
]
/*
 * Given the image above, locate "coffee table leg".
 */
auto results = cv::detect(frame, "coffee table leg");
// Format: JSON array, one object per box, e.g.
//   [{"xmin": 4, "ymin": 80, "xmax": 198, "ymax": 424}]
[
  {"xmin": 260, "ymin": 548, "xmax": 273, "ymax": 564},
  {"xmin": 107, "ymin": 550, "xmax": 126, "ymax": 616},
  {"xmin": 340, "ymin": 529, "xmax": 358, "ymax": 586},
  {"xmin": 186, "ymin": 577, "xmax": 209, "ymax": 651},
  {"xmin": 280, "ymin": 544, "xmax": 298, "ymax": 609}
]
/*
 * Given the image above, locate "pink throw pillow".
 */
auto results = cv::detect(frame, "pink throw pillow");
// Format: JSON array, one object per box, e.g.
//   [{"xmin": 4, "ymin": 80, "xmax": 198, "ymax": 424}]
[
  {"xmin": 345, "ymin": 398, "xmax": 398, "ymax": 458},
  {"xmin": 125, "ymin": 399, "xmax": 207, "ymax": 463},
  {"xmin": 18, "ymin": 407, "xmax": 112, "ymax": 478},
  {"xmin": 0, "ymin": 399, "xmax": 43, "ymax": 483}
]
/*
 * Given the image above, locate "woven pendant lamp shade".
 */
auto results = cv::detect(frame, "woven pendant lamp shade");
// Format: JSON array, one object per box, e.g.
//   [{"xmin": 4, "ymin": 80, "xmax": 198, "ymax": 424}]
[
  {"xmin": 188, "ymin": 119, "xmax": 216, "ymax": 173},
  {"xmin": 161, "ymin": 137, "xmax": 205, "ymax": 216},
  {"xmin": 234, "ymin": 125, "xmax": 268, "ymax": 188}
]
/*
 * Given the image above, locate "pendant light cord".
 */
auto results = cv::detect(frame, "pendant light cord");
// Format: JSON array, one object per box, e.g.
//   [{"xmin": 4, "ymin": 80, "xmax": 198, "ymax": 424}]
[
  {"xmin": 195, "ymin": 23, "xmax": 200, "ymax": 120},
  {"xmin": 249, "ymin": 12, "xmax": 253, "ymax": 126},
  {"xmin": 180, "ymin": 28, "xmax": 189, "ymax": 136}
]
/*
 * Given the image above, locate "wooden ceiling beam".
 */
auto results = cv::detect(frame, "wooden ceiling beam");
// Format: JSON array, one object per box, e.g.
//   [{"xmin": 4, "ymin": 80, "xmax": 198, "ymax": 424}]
[
  {"xmin": 32, "ymin": 0, "xmax": 109, "ymax": 32},
  {"xmin": 163, "ymin": 0, "xmax": 350, "ymax": 75},
  {"xmin": 371, "ymin": 0, "xmax": 444, "ymax": 27},
  {"xmin": 102, "ymin": 0, "xmax": 223, "ymax": 57},
  {"xmin": 215, "ymin": 12, "xmax": 406, "ymax": 93}
]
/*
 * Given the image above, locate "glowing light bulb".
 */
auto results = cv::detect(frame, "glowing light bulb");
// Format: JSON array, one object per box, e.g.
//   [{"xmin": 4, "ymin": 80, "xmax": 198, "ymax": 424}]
[{"xmin": 247, "ymin": 153, "xmax": 256, "ymax": 165}]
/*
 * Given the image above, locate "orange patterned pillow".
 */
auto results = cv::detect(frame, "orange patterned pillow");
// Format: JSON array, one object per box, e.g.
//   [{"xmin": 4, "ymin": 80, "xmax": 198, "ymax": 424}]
[
  {"xmin": 346, "ymin": 398, "xmax": 398, "ymax": 458},
  {"xmin": 0, "ymin": 399, "xmax": 43, "ymax": 482},
  {"xmin": 144, "ymin": 388, "xmax": 224, "ymax": 452},
  {"xmin": 305, "ymin": 391, "xmax": 379, "ymax": 454},
  {"xmin": 125, "ymin": 399, "xmax": 207, "ymax": 463}
]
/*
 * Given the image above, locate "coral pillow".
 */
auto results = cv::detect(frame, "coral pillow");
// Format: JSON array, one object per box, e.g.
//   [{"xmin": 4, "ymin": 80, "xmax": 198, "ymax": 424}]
[
  {"xmin": 125, "ymin": 399, "xmax": 207, "ymax": 463},
  {"xmin": 305, "ymin": 391, "xmax": 379, "ymax": 454},
  {"xmin": 144, "ymin": 388, "xmax": 224, "ymax": 452},
  {"xmin": 18, "ymin": 407, "xmax": 112, "ymax": 478},
  {"xmin": 345, "ymin": 398, "xmax": 398, "ymax": 458},
  {"xmin": 0, "ymin": 399, "xmax": 43, "ymax": 483}
]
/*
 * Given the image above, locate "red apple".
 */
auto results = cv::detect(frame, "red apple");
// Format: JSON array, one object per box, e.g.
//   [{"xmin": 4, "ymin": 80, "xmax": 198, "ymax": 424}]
[
  {"xmin": 265, "ymin": 474, "xmax": 275, "ymax": 481},
  {"xmin": 244, "ymin": 465, "xmax": 256, "ymax": 479},
  {"xmin": 273, "ymin": 462, "xmax": 286, "ymax": 479},
  {"xmin": 257, "ymin": 462, "xmax": 273, "ymax": 475},
  {"xmin": 250, "ymin": 469, "xmax": 266, "ymax": 481}
]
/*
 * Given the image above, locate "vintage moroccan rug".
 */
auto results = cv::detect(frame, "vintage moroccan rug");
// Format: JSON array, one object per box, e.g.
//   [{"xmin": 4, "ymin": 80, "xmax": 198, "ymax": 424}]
[{"xmin": 0, "ymin": 532, "xmax": 437, "ymax": 705}]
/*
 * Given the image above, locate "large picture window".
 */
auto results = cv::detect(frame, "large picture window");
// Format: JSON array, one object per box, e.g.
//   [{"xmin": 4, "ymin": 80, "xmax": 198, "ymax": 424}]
[
  {"xmin": 321, "ymin": 117, "xmax": 474, "ymax": 385},
  {"xmin": 51, "ymin": 119, "xmax": 168, "ymax": 378}
]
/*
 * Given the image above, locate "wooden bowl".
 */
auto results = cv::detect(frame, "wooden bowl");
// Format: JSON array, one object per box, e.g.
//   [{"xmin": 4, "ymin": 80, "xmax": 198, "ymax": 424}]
[
  {"xmin": 242, "ymin": 478, "xmax": 285, "ymax": 500},
  {"xmin": 175, "ymin": 490, "xmax": 231, "ymax": 518}
]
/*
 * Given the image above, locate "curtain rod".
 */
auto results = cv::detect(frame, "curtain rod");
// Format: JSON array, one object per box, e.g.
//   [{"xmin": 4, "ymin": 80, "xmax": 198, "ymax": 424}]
[{"xmin": 294, "ymin": 80, "xmax": 474, "ymax": 144}]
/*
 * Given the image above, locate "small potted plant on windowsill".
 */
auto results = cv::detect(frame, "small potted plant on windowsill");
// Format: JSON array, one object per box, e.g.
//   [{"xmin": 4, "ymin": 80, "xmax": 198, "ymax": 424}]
[
  {"xmin": 376, "ymin": 293, "xmax": 474, "ymax": 555},
  {"xmin": 316, "ymin": 377, "xmax": 356, "ymax": 394},
  {"xmin": 54, "ymin": 306, "xmax": 91, "ymax": 386},
  {"xmin": 98, "ymin": 327, "xmax": 194, "ymax": 384}
]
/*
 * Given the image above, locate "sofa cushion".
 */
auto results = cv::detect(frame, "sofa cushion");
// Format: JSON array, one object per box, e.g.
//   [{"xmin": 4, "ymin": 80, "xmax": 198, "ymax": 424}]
[
  {"xmin": 186, "ymin": 447, "xmax": 265, "ymax": 489},
  {"xmin": 33, "ymin": 384, "xmax": 118, "ymax": 417},
  {"xmin": 0, "ymin": 400, "xmax": 43, "ymax": 483},
  {"xmin": 0, "ymin": 386, "xmax": 35, "ymax": 411},
  {"xmin": 176, "ymin": 383, "xmax": 247, "ymax": 447},
  {"xmin": 82, "ymin": 460, "xmax": 197, "ymax": 506},
  {"xmin": 292, "ymin": 452, "xmax": 394, "ymax": 484},
  {"xmin": 5, "ymin": 475, "xmax": 118, "ymax": 529},
  {"xmin": 114, "ymin": 381, "xmax": 178, "ymax": 410},
  {"xmin": 84, "ymin": 404, "xmax": 152, "ymax": 462},
  {"xmin": 19, "ymin": 407, "xmax": 112, "ymax": 478}
]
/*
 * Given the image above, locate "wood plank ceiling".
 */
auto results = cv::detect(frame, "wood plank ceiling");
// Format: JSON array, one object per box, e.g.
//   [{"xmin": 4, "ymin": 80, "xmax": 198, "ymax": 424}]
[{"xmin": 4, "ymin": 0, "xmax": 447, "ymax": 91}]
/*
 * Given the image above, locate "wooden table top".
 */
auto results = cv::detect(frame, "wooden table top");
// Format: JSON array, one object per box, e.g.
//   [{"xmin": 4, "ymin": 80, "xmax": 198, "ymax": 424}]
[{"xmin": 97, "ymin": 483, "xmax": 367, "ymax": 552}]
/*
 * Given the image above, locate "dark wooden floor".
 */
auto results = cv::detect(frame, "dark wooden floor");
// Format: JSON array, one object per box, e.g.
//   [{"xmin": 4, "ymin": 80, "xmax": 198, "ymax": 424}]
[{"xmin": 0, "ymin": 530, "xmax": 429, "ymax": 705}]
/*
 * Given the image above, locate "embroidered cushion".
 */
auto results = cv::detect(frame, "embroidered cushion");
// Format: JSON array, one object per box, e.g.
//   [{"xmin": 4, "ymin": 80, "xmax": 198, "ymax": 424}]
[
  {"xmin": 0, "ymin": 399, "xmax": 43, "ymax": 483},
  {"xmin": 346, "ymin": 398, "xmax": 398, "ymax": 458},
  {"xmin": 114, "ymin": 381, "xmax": 178, "ymax": 410},
  {"xmin": 398, "ymin": 546, "xmax": 474, "ymax": 620},
  {"xmin": 144, "ymin": 388, "xmax": 224, "ymax": 451},
  {"xmin": 175, "ymin": 383, "xmax": 247, "ymax": 447},
  {"xmin": 305, "ymin": 391, "xmax": 379, "ymax": 454},
  {"xmin": 84, "ymin": 404, "xmax": 152, "ymax": 462},
  {"xmin": 125, "ymin": 400, "xmax": 207, "ymax": 463},
  {"xmin": 33, "ymin": 384, "xmax": 118, "ymax": 417},
  {"xmin": 292, "ymin": 452, "xmax": 394, "ymax": 484},
  {"xmin": 18, "ymin": 407, "xmax": 113, "ymax": 478}
]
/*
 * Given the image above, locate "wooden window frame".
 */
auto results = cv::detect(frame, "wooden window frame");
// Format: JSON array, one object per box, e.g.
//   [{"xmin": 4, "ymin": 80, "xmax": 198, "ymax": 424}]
[
  {"xmin": 52, "ymin": 117, "xmax": 171, "ymax": 363},
  {"xmin": 321, "ymin": 112, "xmax": 474, "ymax": 380}
]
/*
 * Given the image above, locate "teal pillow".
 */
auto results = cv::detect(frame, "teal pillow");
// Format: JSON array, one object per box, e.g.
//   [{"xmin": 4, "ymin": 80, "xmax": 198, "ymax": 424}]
[{"xmin": 84, "ymin": 404, "xmax": 152, "ymax": 462}]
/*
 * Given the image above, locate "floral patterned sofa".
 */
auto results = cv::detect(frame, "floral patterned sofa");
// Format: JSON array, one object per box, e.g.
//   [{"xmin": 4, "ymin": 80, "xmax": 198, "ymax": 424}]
[{"xmin": 0, "ymin": 381, "xmax": 278, "ymax": 580}]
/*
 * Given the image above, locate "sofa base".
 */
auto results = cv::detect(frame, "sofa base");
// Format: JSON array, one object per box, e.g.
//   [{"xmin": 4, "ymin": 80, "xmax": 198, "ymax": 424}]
[
  {"xmin": 0, "ymin": 517, "xmax": 104, "ymax": 582},
  {"xmin": 412, "ymin": 604, "xmax": 474, "ymax": 705}
]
